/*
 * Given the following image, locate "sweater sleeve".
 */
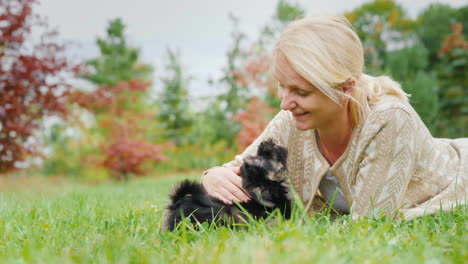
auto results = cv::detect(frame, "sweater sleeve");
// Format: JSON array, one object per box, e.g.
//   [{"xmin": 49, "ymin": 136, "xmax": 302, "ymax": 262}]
[
  {"xmin": 351, "ymin": 108, "xmax": 417, "ymax": 219},
  {"xmin": 222, "ymin": 110, "xmax": 292, "ymax": 168}
]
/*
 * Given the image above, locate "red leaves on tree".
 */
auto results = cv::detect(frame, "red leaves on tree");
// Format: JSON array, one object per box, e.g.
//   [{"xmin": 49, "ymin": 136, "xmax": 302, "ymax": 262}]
[
  {"xmin": 231, "ymin": 97, "xmax": 276, "ymax": 151},
  {"xmin": 231, "ymin": 53, "xmax": 272, "ymax": 89},
  {"xmin": 0, "ymin": 0, "xmax": 82, "ymax": 173},
  {"xmin": 70, "ymin": 78, "xmax": 166, "ymax": 180},
  {"xmin": 70, "ymin": 89, "xmax": 113, "ymax": 113},
  {"xmin": 70, "ymin": 79, "xmax": 149, "ymax": 114},
  {"xmin": 437, "ymin": 22, "xmax": 468, "ymax": 58},
  {"xmin": 100, "ymin": 121, "xmax": 167, "ymax": 181}
]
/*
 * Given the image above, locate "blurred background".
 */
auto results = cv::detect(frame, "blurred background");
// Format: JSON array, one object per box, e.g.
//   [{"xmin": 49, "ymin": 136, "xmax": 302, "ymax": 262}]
[{"xmin": 1, "ymin": 0, "xmax": 467, "ymax": 182}]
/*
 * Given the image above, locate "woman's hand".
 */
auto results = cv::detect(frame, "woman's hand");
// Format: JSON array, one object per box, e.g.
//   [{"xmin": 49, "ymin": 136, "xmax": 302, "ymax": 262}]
[{"xmin": 201, "ymin": 166, "xmax": 251, "ymax": 204}]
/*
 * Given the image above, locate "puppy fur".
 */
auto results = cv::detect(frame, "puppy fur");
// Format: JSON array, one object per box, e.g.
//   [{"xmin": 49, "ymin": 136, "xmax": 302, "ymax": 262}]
[{"xmin": 163, "ymin": 139, "xmax": 292, "ymax": 231}]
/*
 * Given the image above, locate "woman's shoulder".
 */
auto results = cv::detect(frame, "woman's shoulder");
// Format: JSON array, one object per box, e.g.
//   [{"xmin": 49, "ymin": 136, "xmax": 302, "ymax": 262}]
[
  {"xmin": 364, "ymin": 95, "xmax": 419, "ymax": 126},
  {"xmin": 358, "ymin": 95, "xmax": 419, "ymax": 139},
  {"xmin": 369, "ymin": 95, "xmax": 413, "ymax": 115}
]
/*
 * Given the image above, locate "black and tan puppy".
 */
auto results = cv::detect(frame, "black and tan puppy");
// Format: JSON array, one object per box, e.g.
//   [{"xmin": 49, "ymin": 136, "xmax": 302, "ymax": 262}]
[{"xmin": 163, "ymin": 139, "xmax": 292, "ymax": 231}]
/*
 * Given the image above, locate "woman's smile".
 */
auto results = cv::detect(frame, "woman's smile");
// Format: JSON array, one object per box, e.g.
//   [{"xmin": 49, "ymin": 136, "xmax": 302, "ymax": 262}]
[{"xmin": 293, "ymin": 112, "xmax": 309, "ymax": 119}]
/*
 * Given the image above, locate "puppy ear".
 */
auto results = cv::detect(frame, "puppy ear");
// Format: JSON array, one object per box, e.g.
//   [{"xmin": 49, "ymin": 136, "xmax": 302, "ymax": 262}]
[{"xmin": 257, "ymin": 138, "xmax": 275, "ymax": 158}]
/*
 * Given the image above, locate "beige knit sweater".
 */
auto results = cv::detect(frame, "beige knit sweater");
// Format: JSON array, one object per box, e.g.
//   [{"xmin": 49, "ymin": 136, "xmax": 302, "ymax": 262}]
[{"xmin": 224, "ymin": 95, "xmax": 468, "ymax": 220}]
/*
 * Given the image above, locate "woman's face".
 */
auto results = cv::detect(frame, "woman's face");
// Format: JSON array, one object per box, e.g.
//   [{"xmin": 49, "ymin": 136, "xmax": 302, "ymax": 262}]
[{"xmin": 274, "ymin": 51, "xmax": 346, "ymax": 131}]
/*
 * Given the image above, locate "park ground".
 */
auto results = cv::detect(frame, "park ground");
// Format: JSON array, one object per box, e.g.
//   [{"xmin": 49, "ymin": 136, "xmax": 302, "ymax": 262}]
[{"xmin": 0, "ymin": 174, "xmax": 467, "ymax": 263}]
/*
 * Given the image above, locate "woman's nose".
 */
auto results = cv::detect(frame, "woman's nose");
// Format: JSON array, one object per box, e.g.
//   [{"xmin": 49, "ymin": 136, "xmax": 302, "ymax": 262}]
[{"xmin": 280, "ymin": 92, "xmax": 297, "ymax": 110}]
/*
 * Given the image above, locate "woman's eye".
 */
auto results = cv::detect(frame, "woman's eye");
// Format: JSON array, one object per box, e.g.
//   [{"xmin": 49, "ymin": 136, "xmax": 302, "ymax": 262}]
[{"xmin": 297, "ymin": 90, "xmax": 309, "ymax": 96}]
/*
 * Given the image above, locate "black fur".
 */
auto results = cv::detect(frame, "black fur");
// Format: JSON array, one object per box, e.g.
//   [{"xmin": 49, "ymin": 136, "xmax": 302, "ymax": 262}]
[{"xmin": 163, "ymin": 139, "xmax": 292, "ymax": 231}]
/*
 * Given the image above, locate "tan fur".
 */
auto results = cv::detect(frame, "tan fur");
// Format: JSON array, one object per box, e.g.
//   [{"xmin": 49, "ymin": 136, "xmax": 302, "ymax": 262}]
[{"xmin": 251, "ymin": 187, "xmax": 275, "ymax": 208}]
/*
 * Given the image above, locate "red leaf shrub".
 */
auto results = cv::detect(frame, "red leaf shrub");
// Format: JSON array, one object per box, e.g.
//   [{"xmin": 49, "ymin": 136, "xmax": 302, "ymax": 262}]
[
  {"xmin": 102, "ymin": 137, "xmax": 167, "ymax": 181},
  {"xmin": 100, "ymin": 119, "xmax": 168, "ymax": 180},
  {"xmin": 70, "ymin": 79, "xmax": 166, "ymax": 180},
  {"xmin": 230, "ymin": 52, "xmax": 273, "ymax": 90},
  {"xmin": 69, "ymin": 79, "xmax": 150, "ymax": 113},
  {"xmin": 231, "ymin": 97, "xmax": 276, "ymax": 150},
  {"xmin": 0, "ymin": 0, "xmax": 82, "ymax": 173}
]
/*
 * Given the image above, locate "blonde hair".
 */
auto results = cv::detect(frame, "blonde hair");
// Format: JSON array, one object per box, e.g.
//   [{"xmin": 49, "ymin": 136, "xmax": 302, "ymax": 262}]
[{"xmin": 272, "ymin": 15, "xmax": 409, "ymax": 128}]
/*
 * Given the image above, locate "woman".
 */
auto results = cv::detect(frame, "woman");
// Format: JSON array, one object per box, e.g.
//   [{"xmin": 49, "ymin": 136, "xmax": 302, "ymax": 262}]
[{"xmin": 202, "ymin": 15, "xmax": 468, "ymax": 220}]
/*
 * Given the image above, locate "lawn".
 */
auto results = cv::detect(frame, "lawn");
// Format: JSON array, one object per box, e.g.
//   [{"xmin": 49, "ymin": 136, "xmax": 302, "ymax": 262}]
[{"xmin": 0, "ymin": 174, "xmax": 467, "ymax": 263}]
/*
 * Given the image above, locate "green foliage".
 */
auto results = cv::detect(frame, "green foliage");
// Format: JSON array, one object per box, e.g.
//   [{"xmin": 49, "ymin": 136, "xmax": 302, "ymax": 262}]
[
  {"xmin": 86, "ymin": 18, "xmax": 153, "ymax": 86},
  {"xmin": 204, "ymin": 15, "xmax": 250, "ymax": 148},
  {"xmin": 347, "ymin": 1, "xmax": 467, "ymax": 138},
  {"xmin": 40, "ymin": 0, "xmax": 468, "ymax": 178},
  {"xmin": 455, "ymin": 6, "xmax": 468, "ymax": 35},
  {"xmin": 154, "ymin": 141, "xmax": 236, "ymax": 173},
  {"xmin": 0, "ymin": 176, "xmax": 467, "ymax": 262},
  {"xmin": 217, "ymin": 14, "xmax": 250, "ymax": 116},
  {"xmin": 276, "ymin": 0, "xmax": 305, "ymax": 23},
  {"xmin": 261, "ymin": 0, "xmax": 305, "ymax": 110},
  {"xmin": 257, "ymin": 0, "xmax": 305, "ymax": 49},
  {"xmin": 201, "ymin": 0, "xmax": 306, "ymax": 150},
  {"xmin": 40, "ymin": 107, "xmax": 110, "ymax": 179},
  {"xmin": 345, "ymin": 0, "xmax": 416, "ymax": 74},
  {"xmin": 43, "ymin": 18, "xmax": 162, "ymax": 179},
  {"xmin": 416, "ymin": 4, "xmax": 456, "ymax": 66},
  {"xmin": 385, "ymin": 45, "xmax": 439, "ymax": 133},
  {"xmin": 435, "ymin": 48, "xmax": 468, "ymax": 137},
  {"xmin": 157, "ymin": 49, "xmax": 194, "ymax": 145},
  {"xmin": 264, "ymin": 92, "xmax": 282, "ymax": 111},
  {"xmin": 385, "ymin": 45, "xmax": 429, "ymax": 80},
  {"xmin": 41, "ymin": 124, "xmax": 82, "ymax": 177},
  {"xmin": 190, "ymin": 100, "xmax": 241, "ymax": 148},
  {"xmin": 404, "ymin": 71, "xmax": 440, "ymax": 132},
  {"xmin": 419, "ymin": 3, "xmax": 468, "ymax": 138},
  {"xmin": 80, "ymin": 19, "xmax": 162, "ymax": 180}
]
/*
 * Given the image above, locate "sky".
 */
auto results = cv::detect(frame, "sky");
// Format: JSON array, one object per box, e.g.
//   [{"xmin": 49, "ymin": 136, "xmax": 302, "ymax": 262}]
[{"xmin": 35, "ymin": 0, "xmax": 466, "ymax": 97}]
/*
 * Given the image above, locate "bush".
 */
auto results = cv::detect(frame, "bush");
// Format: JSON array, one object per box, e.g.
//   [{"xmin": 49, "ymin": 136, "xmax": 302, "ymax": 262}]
[{"xmin": 153, "ymin": 141, "xmax": 237, "ymax": 174}]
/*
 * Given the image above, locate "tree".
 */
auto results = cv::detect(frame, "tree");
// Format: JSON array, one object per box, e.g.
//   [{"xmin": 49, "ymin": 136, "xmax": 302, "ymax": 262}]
[
  {"xmin": 385, "ymin": 45, "xmax": 439, "ymax": 133},
  {"xmin": 455, "ymin": 6, "xmax": 468, "ymax": 36},
  {"xmin": 434, "ymin": 24, "xmax": 468, "ymax": 138},
  {"xmin": 348, "ymin": 1, "xmax": 467, "ymax": 138},
  {"xmin": 416, "ymin": 4, "xmax": 456, "ymax": 67},
  {"xmin": 196, "ymin": 14, "xmax": 249, "ymax": 148},
  {"xmin": 217, "ymin": 14, "xmax": 251, "ymax": 117},
  {"xmin": 71, "ymin": 79, "xmax": 167, "ymax": 180},
  {"xmin": 345, "ymin": 0, "xmax": 416, "ymax": 74},
  {"xmin": 276, "ymin": 0, "xmax": 305, "ymax": 23},
  {"xmin": 67, "ymin": 18, "xmax": 164, "ymax": 180},
  {"xmin": 202, "ymin": 0, "xmax": 306, "ymax": 148},
  {"xmin": 414, "ymin": 4, "xmax": 467, "ymax": 138},
  {"xmin": 0, "ymin": 0, "xmax": 82, "ymax": 173},
  {"xmin": 225, "ymin": 0, "xmax": 306, "ymax": 146},
  {"xmin": 157, "ymin": 49, "xmax": 193, "ymax": 145},
  {"xmin": 85, "ymin": 18, "xmax": 152, "ymax": 86}
]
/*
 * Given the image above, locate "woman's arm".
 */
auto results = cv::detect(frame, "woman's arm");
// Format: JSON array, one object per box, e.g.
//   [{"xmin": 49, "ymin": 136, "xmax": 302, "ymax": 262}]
[{"xmin": 202, "ymin": 110, "xmax": 292, "ymax": 203}]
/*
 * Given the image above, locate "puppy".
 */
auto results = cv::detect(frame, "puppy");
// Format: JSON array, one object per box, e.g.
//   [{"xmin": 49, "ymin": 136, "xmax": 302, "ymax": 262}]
[{"xmin": 163, "ymin": 139, "xmax": 292, "ymax": 231}]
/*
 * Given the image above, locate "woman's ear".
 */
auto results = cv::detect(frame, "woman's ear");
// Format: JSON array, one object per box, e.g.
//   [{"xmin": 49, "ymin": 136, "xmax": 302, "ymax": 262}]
[
  {"xmin": 339, "ymin": 79, "xmax": 355, "ymax": 105},
  {"xmin": 342, "ymin": 79, "xmax": 355, "ymax": 94}
]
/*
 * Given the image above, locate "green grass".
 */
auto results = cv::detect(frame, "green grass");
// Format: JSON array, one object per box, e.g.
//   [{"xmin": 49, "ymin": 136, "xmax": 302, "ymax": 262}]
[{"xmin": 1, "ymin": 174, "xmax": 467, "ymax": 263}]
